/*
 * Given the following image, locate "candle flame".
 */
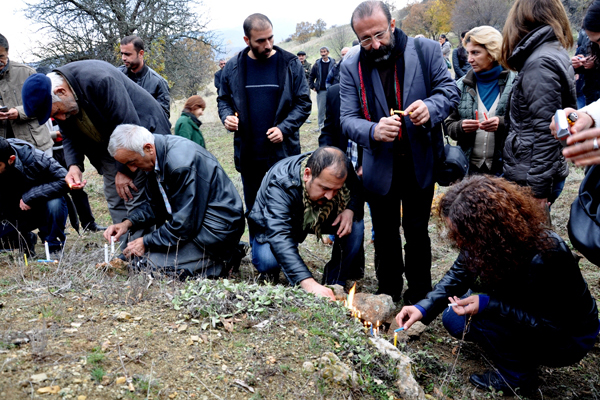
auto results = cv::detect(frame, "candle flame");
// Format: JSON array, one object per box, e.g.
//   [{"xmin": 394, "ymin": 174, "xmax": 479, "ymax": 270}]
[{"xmin": 347, "ymin": 282, "xmax": 356, "ymax": 309}]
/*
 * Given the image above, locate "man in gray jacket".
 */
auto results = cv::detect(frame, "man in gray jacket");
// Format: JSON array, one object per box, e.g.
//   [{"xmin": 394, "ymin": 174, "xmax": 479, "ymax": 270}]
[
  {"xmin": 104, "ymin": 125, "xmax": 245, "ymax": 279},
  {"xmin": 0, "ymin": 34, "xmax": 52, "ymax": 154}
]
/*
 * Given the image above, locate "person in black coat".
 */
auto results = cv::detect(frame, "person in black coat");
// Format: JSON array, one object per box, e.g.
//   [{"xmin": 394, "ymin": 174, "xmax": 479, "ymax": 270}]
[
  {"xmin": 21, "ymin": 61, "xmax": 172, "ymax": 252},
  {"xmin": 397, "ymin": 175, "xmax": 599, "ymax": 394}
]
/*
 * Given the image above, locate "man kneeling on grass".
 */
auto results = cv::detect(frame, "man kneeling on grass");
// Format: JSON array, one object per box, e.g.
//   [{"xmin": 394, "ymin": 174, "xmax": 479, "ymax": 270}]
[
  {"xmin": 104, "ymin": 124, "xmax": 246, "ymax": 279},
  {"xmin": 247, "ymin": 146, "xmax": 364, "ymax": 300},
  {"xmin": 0, "ymin": 137, "xmax": 68, "ymax": 259}
]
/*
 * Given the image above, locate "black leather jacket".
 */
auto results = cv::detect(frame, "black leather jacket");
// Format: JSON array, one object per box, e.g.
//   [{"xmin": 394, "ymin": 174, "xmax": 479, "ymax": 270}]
[
  {"xmin": 127, "ymin": 135, "xmax": 244, "ymax": 256},
  {"xmin": 118, "ymin": 64, "xmax": 171, "ymax": 118},
  {"xmin": 416, "ymin": 232, "xmax": 599, "ymax": 338},
  {"xmin": 247, "ymin": 152, "xmax": 364, "ymax": 285},
  {"xmin": 0, "ymin": 139, "xmax": 68, "ymax": 218},
  {"xmin": 217, "ymin": 46, "xmax": 311, "ymax": 172}
]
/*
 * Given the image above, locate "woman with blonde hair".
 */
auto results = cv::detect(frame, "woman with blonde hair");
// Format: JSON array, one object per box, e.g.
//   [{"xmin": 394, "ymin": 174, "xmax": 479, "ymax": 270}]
[
  {"xmin": 445, "ymin": 26, "xmax": 516, "ymax": 175},
  {"xmin": 174, "ymin": 95, "xmax": 206, "ymax": 148},
  {"xmin": 500, "ymin": 0, "xmax": 575, "ymax": 209}
]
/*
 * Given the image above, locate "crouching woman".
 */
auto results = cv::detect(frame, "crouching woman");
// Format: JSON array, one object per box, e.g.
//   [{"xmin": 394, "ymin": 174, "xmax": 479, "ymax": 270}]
[{"xmin": 396, "ymin": 175, "xmax": 599, "ymax": 394}]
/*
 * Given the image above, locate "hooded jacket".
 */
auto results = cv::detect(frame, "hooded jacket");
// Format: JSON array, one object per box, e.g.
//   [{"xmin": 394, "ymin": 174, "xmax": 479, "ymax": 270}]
[
  {"xmin": 217, "ymin": 46, "xmax": 311, "ymax": 172},
  {"xmin": 127, "ymin": 135, "xmax": 244, "ymax": 256},
  {"xmin": 503, "ymin": 25, "xmax": 576, "ymax": 198},
  {"xmin": 0, "ymin": 61, "xmax": 53, "ymax": 151}
]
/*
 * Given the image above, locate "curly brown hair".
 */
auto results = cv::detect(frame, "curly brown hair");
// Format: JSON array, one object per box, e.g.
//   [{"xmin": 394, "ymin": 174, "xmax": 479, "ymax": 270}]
[{"xmin": 438, "ymin": 175, "xmax": 552, "ymax": 284}]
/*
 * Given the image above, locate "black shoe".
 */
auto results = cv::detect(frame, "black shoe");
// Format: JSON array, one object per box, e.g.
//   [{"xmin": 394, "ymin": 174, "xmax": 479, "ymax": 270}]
[
  {"xmin": 83, "ymin": 222, "xmax": 106, "ymax": 232},
  {"xmin": 469, "ymin": 371, "xmax": 536, "ymax": 395}
]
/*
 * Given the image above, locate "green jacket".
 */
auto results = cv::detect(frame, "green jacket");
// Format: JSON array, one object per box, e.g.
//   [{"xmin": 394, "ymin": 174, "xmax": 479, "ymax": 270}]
[{"xmin": 174, "ymin": 112, "xmax": 205, "ymax": 148}]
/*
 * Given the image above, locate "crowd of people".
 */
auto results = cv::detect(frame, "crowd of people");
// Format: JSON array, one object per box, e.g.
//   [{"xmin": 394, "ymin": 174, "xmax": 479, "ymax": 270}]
[{"xmin": 0, "ymin": 0, "xmax": 599, "ymax": 395}]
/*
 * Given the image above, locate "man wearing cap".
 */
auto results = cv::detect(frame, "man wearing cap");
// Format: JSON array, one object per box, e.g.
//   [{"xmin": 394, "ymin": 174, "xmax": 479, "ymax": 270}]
[
  {"xmin": 22, "ymin": 61, "xmax": 172, "ymax": 251},
  {"xmin": 297, "ymin": 51, "xmax": 311, "ymax": 84},
  {"xmin": 310, "ymin": 47, "xmax": 335, "ymax": 130},
  {"xmin": 0, "ymin": 34, "xmax": 53, "ymax": 155}
]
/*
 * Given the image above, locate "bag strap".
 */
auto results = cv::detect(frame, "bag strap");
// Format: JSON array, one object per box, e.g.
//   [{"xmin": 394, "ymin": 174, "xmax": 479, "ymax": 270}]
[{"xmin": 415, "ymin": 38, "xmax": 450, "ymax": 145}]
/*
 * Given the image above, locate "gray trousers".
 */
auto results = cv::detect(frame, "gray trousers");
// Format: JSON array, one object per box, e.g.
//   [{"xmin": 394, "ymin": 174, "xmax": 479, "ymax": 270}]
[
  {"xmin": 100, "ymin": 155, "xmax": 148, "ymax": 249},
  {"xmin": 317, "ymin": 90, "xmax": 327, "ymax": 129}
]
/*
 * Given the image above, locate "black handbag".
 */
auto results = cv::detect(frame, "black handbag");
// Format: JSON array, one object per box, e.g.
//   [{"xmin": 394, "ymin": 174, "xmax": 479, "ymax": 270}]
[
  {"xmin": 568, "ymin": 165, "xmax": 600, "ymax": 267},
  {"xmin": 414, "ymin": 38, "xmax": 468, "ymax": 186}
]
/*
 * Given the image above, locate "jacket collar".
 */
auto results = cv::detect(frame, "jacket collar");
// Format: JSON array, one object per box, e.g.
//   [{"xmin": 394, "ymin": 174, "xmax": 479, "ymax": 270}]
[{"xmin": 508, "ymin": 25, "xmax": 557, "ymax": 71}]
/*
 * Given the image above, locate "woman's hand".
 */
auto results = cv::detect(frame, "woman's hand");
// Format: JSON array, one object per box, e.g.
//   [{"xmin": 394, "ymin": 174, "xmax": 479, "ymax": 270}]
[
  {"xmin": 563, "ymin": 127, "xmax": 600, "ymax": 166},
  {"xmin": 462, "ymin": 119, "xmax": 480, "ymax": 133},
  {"xmin": 395, "ymin": 306, "xmax": 423, "ymax": 330},
  {"xmin": 448, "ymin": 295, "xmax": 480, "ymax": 316},
  {"xmin": 480, "ymin": 116, "xmax": 499, "ymax": 132}
]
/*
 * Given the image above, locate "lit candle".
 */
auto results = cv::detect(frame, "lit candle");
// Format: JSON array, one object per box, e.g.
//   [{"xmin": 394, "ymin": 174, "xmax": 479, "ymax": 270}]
[
  {"xmin": 44, "ymin": 241, "xmax": 50, "ymax": 260},
  {"xmin": 104, "ymin": 244, "xmax": 109, "ymax": 264},
  {"xmin": 394, "ymin": 332, "xmax": 397, "ymax": 347},
  {"xmin": 24, "ymin": 254, "xmax": 28, "ymax": 267},
  {"xmin": 370, "ymin": 322, "xmax": 373, "ymax": 336}
]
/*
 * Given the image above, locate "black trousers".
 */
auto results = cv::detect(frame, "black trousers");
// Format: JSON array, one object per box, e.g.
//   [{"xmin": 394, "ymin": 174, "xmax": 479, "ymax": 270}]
[{"xmin": 367, "ymin": 154, "xmax": 434, "ymax": 303}]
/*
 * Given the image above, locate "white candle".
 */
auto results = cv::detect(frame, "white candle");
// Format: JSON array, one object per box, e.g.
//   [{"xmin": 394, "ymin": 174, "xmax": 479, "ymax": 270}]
[
  {"xmin": 44, "ymin": 241, "xmax": 50, "ymax": 260},
  {"xmin": 110, "ymin": 236, "xmax": 115, "ymax": 256},
  {"xmin": 104, "ymin": 244, "xmax": 109, "ymax": 264}
]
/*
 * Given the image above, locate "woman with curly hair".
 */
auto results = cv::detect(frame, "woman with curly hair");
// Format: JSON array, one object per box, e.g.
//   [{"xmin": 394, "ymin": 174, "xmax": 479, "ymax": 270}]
[{"xmin": 396, "ymin": 175, "xmax": 599, "ymax": 394}]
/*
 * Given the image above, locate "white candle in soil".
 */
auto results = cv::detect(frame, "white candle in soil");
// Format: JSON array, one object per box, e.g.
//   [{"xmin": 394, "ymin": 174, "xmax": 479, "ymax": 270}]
[
  {"xmin": 110, "ymin": 236, "xmax": 115, "ymax": 256},
  {"xmin": 104, "ymin": 244, "xmax": 109, "ymax": 264},
  {"xmin": 44, "ymin": 241, "xmax": 50, "ymax": 260}
]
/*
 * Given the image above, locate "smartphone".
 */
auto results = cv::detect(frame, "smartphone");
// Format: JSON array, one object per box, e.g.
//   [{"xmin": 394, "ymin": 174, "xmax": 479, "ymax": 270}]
[
  {"xmin": 555, "ymin": 110, "xmax": 570, "ymax": 146},
  {"xmin": 0, "ymin": 105, "xmax": 8, "ymax": 113}
]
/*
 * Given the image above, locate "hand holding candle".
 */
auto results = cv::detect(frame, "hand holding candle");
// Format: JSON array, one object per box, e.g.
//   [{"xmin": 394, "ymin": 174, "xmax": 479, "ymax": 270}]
[{"xmin": 224, "ymin": 112, "xmax": 239, "ymax": 132}]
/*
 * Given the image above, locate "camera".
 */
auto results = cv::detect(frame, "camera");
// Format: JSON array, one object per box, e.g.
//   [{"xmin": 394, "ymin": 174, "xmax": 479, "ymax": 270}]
[{"xmin": 555, "ymin": 110, "xmax": 570, "ymax": 145}]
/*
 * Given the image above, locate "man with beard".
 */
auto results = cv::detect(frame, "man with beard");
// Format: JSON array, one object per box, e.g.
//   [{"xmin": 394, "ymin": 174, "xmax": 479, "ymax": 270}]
[
  {"xmin": 247, "ymin": 146, "xmax": 364, "ymax": 300},
  {"xmin": 217, "ymin": 13, "xmax": 311, "ymax": 223},
  {"xmin": 340, "ymin": 1, "xmax": 459, "ymax": 304},
  {"xmin": 119, "ymin": 36, "xmax": 171, "ymax": 118},
  {"xmin": 21, "ymin": 63, "xmax": 171, "ymax": 254}
]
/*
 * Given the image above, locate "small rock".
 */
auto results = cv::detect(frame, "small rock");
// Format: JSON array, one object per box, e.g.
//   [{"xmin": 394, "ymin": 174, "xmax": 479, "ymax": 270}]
[
  {"xmin": 329, "ymin": 284, "xmax": 346, "ymax": 301},
  {"xmin": 177, "ymin": 324, "xmax": 188, "ymax": 333},
  {"xmin": 188, "ymin": 355, "xmax": 195, "ymax": 362},
  {"xmin": 317, "ymin": 352, "xmax": 361, "ymax": 388},
  {"xmin": 190, "ymin": 335, "xmax": 200, "ymax": 342},
  {"xmin": 71, "ymin": 322, "xmax": 82, "ymax": 328},
  {"xmin": 65, "ymin": 328, "xmax": 78, "ymax": 333},
  {"xmin": 169, "ymin": 392, "xmax": 178, "ymax": 399},
  {"xmin": 73, "ymin": 379, "xmax": 83, "ymax": 384},
  {"xmin": 406, "ymin": 321, "xmax": 427, "ymax": 338},
  {"xmin": 302, "ymin": 361, "xmax": 314, "ymax": 373},
  {"xmin": 77, "ymin": 396, "xmax": 87, "ymax": 400},
  {"xmin": 115, "ymin": 377, "xmax": 127, "ymax": 385},
  {"xmin": 101, "ymin": 375, "xmax": 111, "ymax": 385},
  {"xmin": 37, "ymin": 386, "xmax": 60, "ymax": 394},
  {"xmin": 352, "ymin": 292, "xmax": 395, "ymax": 324},
  {"xmin": 31, "ymin": 373, "xmax": 48, "ymax": 383},
  {"xmin": 101, "ymin": 340, "xmax": 111, "ymax": 352},
  {"xmin": 116, "ymin": 312, "xmax": 132, "ymax": 322}
]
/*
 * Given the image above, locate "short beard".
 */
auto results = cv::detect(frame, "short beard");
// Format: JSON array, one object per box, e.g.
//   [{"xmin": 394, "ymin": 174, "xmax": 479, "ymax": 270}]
[
  {"xmin": 250, "ymin": 45, "xmax": 271, "ymax": 60},
  {"xmin": 366, "ymin": 32, "xmax": 395, "ymax": 64}
]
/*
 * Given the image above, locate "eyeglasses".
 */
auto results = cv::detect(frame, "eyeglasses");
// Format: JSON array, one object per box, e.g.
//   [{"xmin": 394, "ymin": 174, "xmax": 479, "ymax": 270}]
[{"xmin": 359, "ymin": 26, "xmax": 390, "ymax": 47}]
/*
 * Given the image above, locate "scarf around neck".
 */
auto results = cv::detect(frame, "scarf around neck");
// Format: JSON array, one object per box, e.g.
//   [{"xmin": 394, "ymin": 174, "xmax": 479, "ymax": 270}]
[{"xmin": 474, "ymin": 64, "xmax": 503, "ymax": 111}]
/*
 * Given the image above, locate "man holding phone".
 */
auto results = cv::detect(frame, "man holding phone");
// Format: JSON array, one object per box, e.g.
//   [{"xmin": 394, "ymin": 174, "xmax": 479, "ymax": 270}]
[{"xmin": 0, "ymin": 34, "xmax": 53, "ymax": 155}]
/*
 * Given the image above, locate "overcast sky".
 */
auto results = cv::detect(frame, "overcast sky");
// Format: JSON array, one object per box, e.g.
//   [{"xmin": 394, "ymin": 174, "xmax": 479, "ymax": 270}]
[{"xmin": 5, "ymin": 0, "xmax": 410, "ymax": 62}]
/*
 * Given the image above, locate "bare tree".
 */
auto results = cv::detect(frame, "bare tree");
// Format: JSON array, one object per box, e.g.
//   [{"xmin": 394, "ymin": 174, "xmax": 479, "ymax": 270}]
[
  {"xmin": 314, "ymin": 19, "xmax": 327, "ymax": 37},
  {"xmin": 293, "ymin": 22, "xmax": 315, "ymax": 43},
  {"xmin": 451, "ymin": 0, "xmax": 512, "ymax": 35},
  {"xmin": 25, "ymin": 0, "xmax": 219, "ymax": 98},
  {"xmin": 328, "ymin": 25, "xmax": 354, "ymax": 59}
]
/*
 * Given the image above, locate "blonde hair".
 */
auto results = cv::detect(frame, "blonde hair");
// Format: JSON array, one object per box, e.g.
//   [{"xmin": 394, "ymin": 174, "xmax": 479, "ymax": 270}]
[
  {"xmin": 500, "ymin": 0, "xmax": 573, "ymax": 70},
  {"xmin": 463, "ymin": 26, "xmax": 503, "ymax": 63}
]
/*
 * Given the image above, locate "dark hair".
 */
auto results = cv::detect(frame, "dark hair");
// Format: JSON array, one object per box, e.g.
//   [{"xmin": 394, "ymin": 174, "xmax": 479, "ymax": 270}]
[
  {"xmin": 351, "ymin": 1, "xmax": 392, "ymax": 34},
  {"xmin": 183, "ymin": 95, "xmax": 206, "ymax": 112},
  {"xmin": 500, "ymin": 0, "xmax": 573, "ymax": 70},
  {"xmin": 0, "ymin": 137, "xmax": 15, "ymax": 164},
  {"xmin": 438, "ymin": 175, "xmax": 553, "ymax": 285},
  {"xmin": 0, "ymin": 34, "xmax": 8, "ymax": 51},
  {"xmin": 120, "ymin": 35, "xmax": 145, "ymax": 52},
  {"xmin": 461, "ymin": 30, "xmax": 468, "ymax": 39},
  {"xmin": 307, "ymin": 147, "xmax": 348, "ymax": 180},
  {"xmin": 584, "ymin": 1, "xmax": 600, "ymax": 33},
  {"xmin": 243, "ymin": 13, "xmax": 273, "ymax": 38}
]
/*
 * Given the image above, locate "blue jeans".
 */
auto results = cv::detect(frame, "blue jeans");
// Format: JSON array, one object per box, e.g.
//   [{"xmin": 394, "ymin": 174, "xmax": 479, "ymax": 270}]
[
  {"xmin": 252, "ymin": 219, "xmax": 364, "ymax": 285},
  {"xmin": 548, "ymin": 178, "xmax": 565, "ymax": 206},
  {"xmin": 0, "ymin": 197, "xmax": 67, "ymax": 252},
  {"xmin": 442, "ymin": 301, "xmax": 595, "ymax": 388}
]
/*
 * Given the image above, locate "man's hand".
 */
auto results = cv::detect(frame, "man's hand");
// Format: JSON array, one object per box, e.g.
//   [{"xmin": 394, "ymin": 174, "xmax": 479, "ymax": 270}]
[
  {"xmin": 550, "ymin": 107, "xmax": 594, "ymax": 138},
  {"xmin": 461, "ymin": 119, "xmax": 480, "ymax": 133},
  {"xmin": 563, "ymin": 127, "xmax": 600, "ymax": 166},
  {"xmin": 374, "ymin": 116, "xmax": 401, "ymax": 142},
  {"xmin": 224, "ymin": 115, "xmax": 239, "ymax": 131},
  {"xmin": 395, "ymin": 305, "xmax": 423, "ymax": 331},
  {"xmin": 479, "ymin": 116, "xmax": 499, "ymax": 132},
  {"xmin": 332, "ymin": 209, "xmax": 354, "ymax": 238},
  {"xmin": 115, "ymin": 171, "xmax": 138, "ymax": 202},
  {"xmin": 405, "ymin": 100, "xmax": 430, "ymax": 126},
  {"xmin": 19, "ymin": 199, "xmax": 31, "ymax": 211},
  {"xmin": 65, "ymin": 165, "xmax": 87, "ymax": 189},
  {"xmin": 572, "ymin": 55, "xmax": 584, "ymax": 69},
  {"xmin": 123, "ymin": 237, "xmax": 145, "ymax": 258},
  {"xmin": 448, "ymin": 295, "xmax": 480, "ymax": 316},
  {"xmin": 300, "ymin": 278, "xmax": 336, "ymax": 301},
  {"xmin": 104, "ymin": 220, "xmax": 132, "ymax": 242},
  {"xmin": 0, "ymin": 108, "xmax": 18, "ymax": 120},
  {"xmin": 266, "ymin": 127, "xmax": 283, "ymax": 143}
]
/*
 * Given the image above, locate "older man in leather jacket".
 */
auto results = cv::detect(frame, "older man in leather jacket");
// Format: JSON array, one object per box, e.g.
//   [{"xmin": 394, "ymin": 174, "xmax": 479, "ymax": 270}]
[
  {"xmin": 104, "ymin": 124, "xmax": 245, "ymax": 279},
  {"xmin": 247, "ymin": 147, "xmax": 364, "ymax": 300}
]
